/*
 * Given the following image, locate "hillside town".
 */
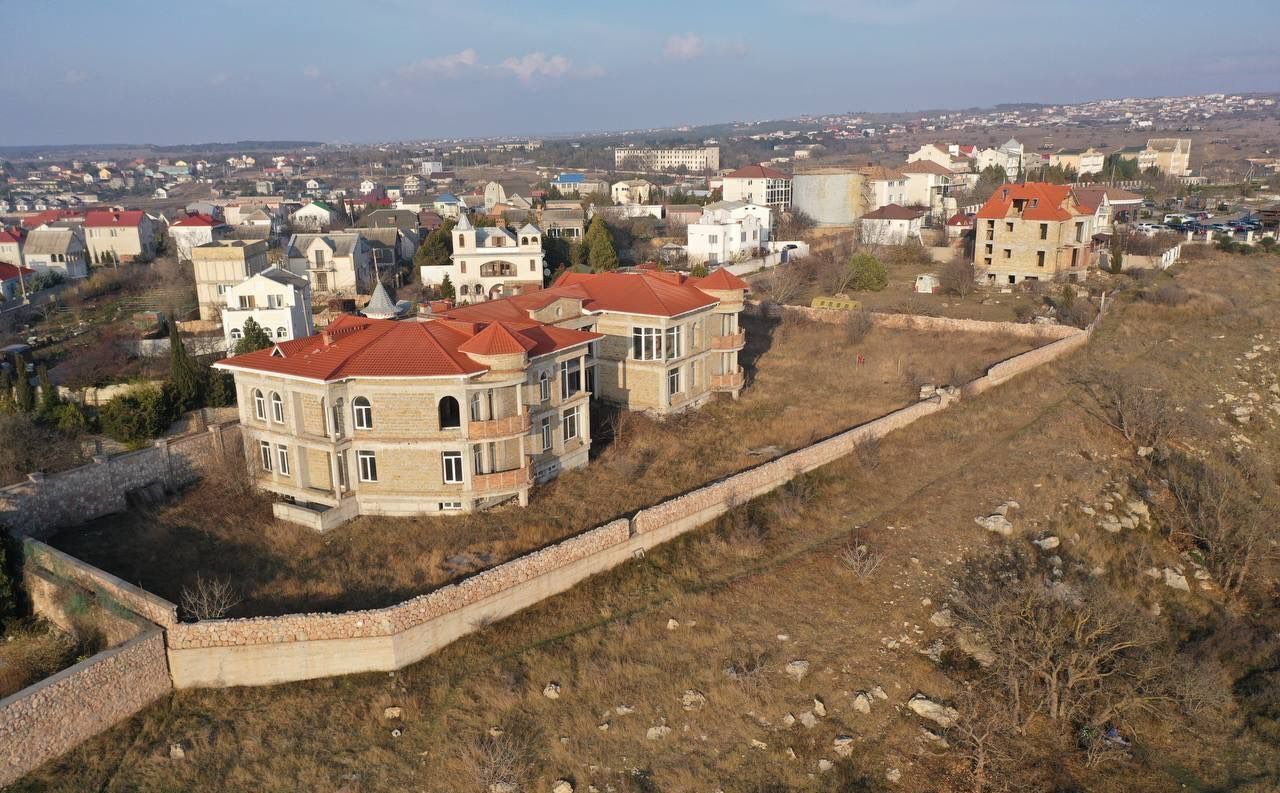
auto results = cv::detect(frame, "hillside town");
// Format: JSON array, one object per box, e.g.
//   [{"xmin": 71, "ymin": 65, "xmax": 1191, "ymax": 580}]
[{"xmin": 2, "ymin": 16, "xmax": 1280, "ymax": 786}]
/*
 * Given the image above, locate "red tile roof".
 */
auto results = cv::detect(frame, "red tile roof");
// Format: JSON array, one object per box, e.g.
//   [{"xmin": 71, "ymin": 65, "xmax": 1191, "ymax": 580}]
[
  {"xmin": 84, "ymin": 209, "xmax": 146, "ymax": 228},
  {"xmin": 724, "ymin": 164, "xmax": 788, "ymax": 180},
  {"xmin": 946, "ymin": 212, "xmax": 974, "ymax": 226},
  {"xmin": 0, "ymin": 262, "xmax": 35, "ymax": 280},
  {"xmin": 0, "ymin": 227, "xmax": 25, "ymax": 244},
  {"xmin": 898, "ymin": 160, "xmax": 954, "ymax": 176},
  {"xmin": 976, "ymin": 182, "xmax": 1079, "ymax": 222},
  {"xmin": 20, "ymin": 209, "xmax": 80, "ymax": 229},
  {"xmin": 217, "ymin": 313, "xmax": 597, "ymax": 381},
  {"xmin": 171, "ymin": 212, "xmax": 224, "ymax": 227},
  {"xmin": 862, "ymin": 203, "xmax": 925, "ymax": 221},
  {"xmin": 690, "ymin": 267, "xmax": 750, "ymax": 291},
  {"xmin": 551, "ymin": 270, "xmax": 720, "ymax": 317}
]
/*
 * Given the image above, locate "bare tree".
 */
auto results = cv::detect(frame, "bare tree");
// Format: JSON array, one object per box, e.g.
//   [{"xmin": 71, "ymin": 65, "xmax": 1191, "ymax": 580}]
[
  {"xmin": 1079, "ymin": 366, "xmax": 1189, "ymax": 450},
  {"xmin": 940, "ymin": 255, "xmax": 977, "ymax": 298},
  {"xmin": 838, "ymin": 537, "xmax": 884, "ymax": 578},
  {"xmin": 180, "ymin": 574, "xmax": 241, "ymax": 621}
]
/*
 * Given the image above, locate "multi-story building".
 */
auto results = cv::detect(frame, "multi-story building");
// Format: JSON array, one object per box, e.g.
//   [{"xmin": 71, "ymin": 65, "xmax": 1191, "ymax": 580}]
[
  {"xmin": 223, "ymin": 266, "xmax": 314, "ymax": 348},
  {"xmin": 899, "ymin": 160, "xmax": 955, "ymax": 217},
  {"xmin": 214, "ymin": 313, "xmax": 602, "ymax": 523},
  {"xmin": 611, "ymin": 180, "xmax": 655, "ymax": 205},
  {"xmin": 23, "ymin": 226, "xmax": 87, "ymax": 279},
  {"xmin": 1049, "ymin": 147, "xmax": 1106, "ymax": 176},
  {"xmin": 193, "ymin": 239, "xmax": 269, "ymax": 321},
  {"xmin": 1143, "ymin": 138, "xmax": 1192, "ymax": 175},
  {"xmin": 0, "ymin": 227, "xmax": 25, "ymax": 268},
  {"xmin": 721, "ymin": 165, "xmax": 792, "ymax": 209},
  {"xmin": 419, "ymin": 214, "xmax": 545, "ymax": 303},
  {"xmin": 285, "ymin": 232, "xmax": 374, "ymax": 296},
  {"xmin": 685, "ymin": 201, "xmax": 771, "ymax": 266},
  {"xmin": 83, "ymin": 209, "xmax": 158, "ymax": 264},
  {"xmin": 613, "ymin": 146, "xmax": 720, "ymax": 172},
  {"xmin": 973, "ymin": 183, "xmax": 1095, "ymax": 285},
  {"xmin": 169, "ymin": 212, "xmax": 232, "ymax": 262}
]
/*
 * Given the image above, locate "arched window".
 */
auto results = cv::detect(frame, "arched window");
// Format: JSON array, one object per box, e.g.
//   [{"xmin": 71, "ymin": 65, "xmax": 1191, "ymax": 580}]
[
  {"xmin": 270, "ymin": 392, "xmax": 285, "ymax": 423},
  {"xmin": 457, "ymin": 235, "xmax": 465, "ymax": 248},
  {"xmin": 539, "ymin": 370, "xmax": 550, "ymax": 402},
  {"xmin": 520, "ymin": 236, "xmax": 528, "ymax": 245},
  {"xmin": 352, "ymin": 396, "xmax": 373, "ymax": 430},
  {"xmin": 231, "ymin": 328, "xmax": 243, "ymax": 340},
  {"xmin": 438, "ymin": 396, "xmax": 460, "ymax": 429},
  {"xmin": 252, "ymin": 389, "xmax": 265, "ymax": 421},
  {"xmin": 276, "ymin": 327, "xmax": 288, "ymax": 339}
]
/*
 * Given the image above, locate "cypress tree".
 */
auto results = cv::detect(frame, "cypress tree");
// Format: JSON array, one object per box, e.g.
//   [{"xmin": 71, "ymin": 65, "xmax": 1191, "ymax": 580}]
[
  {"xmin": 0, "ymin": 369, "xmax": 12, "ymax": 414},
  {"xmin": 588, "ymin": 231, "xmax": 619, "ymax": 272},
  {"xmin": 37, "ymin": 364, "xmax": 60, "ymax": 417},
  {"xmin": 168, "ymin": 314, "xmax": 203, "ymax": 411},
  {"xmin": 439, "ymin": 273, "xmax": 456, "ymax": 300},
  {"xmin": 12, "ymin": 355, "xmax": 34, "ymax": 413},
  {"xmin": 233, "ymin": 317, "xmax": 274, "ymax": 356}
]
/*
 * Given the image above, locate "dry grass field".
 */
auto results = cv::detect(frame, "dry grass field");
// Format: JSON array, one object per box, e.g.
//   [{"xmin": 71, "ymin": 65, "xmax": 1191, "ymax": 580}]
[
  {"xmin": 15, "ymin": 250, "xmax": 1280, "ymax": 793},
  {"xmin": 46, "ymin": 313, "xmax": 1036, "ymax": 617}
]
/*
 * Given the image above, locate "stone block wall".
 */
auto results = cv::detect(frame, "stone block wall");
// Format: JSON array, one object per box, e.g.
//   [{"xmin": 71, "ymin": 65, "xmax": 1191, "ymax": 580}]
[
  {"xmin": 0, "ymin": 422, "xmax": 241, "ymax": 538},
  {"xmin": 0, "ymin": 628, "xmax": 171, "ymax": 787},
  {"xmin": 746, "ymin": 300, "xmax": 1081, "ymax": 343}
]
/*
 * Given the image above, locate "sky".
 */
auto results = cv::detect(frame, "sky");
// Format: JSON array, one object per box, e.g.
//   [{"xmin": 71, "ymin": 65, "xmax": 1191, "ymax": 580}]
[{"xmin": 1, "ymin": 0, "xmax": 1278, "ymax": 146}]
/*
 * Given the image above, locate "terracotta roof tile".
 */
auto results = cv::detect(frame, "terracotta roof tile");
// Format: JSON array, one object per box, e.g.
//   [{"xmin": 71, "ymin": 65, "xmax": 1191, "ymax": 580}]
[
  {"xmin": 84, "ymin": 209, "xmax": 145, "ymax": 228},
  {"xmin": 975, "ymin": 182, "xmax": 1080, "ymax": 222},
  {"xmin": 723, "ymin": 164, "xmax": 788, "ymax": 180}
]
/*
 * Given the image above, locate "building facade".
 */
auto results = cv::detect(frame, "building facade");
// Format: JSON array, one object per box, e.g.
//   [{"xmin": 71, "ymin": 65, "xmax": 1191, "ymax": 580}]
[
  {"xmin": 286, "ymin": 232, "xmax": 374, "ymax": 296},
  {"xmin": 169, "ymin": 212, "xmax": 232, "ymax": 262},
  {"xmin": 223, "ymin": 266, "xmax": 314, "ymax": 348},
  {"xmin": 613, "ymin": 146, "xmax": 720, "ymax": 172},
  {"xmin": 192, "ymin": 239, "xmax": 269, "ymax": 321},
  {"xmin": 973, "ymin": 183, "xmax": 1095, "ymax": 285},
  {"xmin": 419, "ymin": 214, "xmax": 545, "ymax": 303},
  {"xmin": 721, "ymin": 165, "xmax": 792, "ymax": 209},
  {"xmin": 83, "ymin": 209, "xmax": 157, "ymax": 264},
  {"xmin": 22, "ymin": 227, "xmax": 88, "ymax": 279}
]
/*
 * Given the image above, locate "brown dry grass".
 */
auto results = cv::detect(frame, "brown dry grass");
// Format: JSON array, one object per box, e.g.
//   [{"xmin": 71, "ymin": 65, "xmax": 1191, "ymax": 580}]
[
  {"xmin": 0, "ymin": 618, "xmax": 84, "ymax": 699},
  {"xmin": 47, "ymin": 313, "xmax": 1034, "ymax": 617},
  {"xmin": 13, "ymin": 252, "xmax": 1280, "ymax": 793}
]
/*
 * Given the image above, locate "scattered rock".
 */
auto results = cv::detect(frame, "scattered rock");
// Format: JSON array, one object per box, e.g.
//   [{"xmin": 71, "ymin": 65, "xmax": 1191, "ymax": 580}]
[
  {"xmin": 1137, "ymin": 446, "xmax": 1154, "ymax": 457},
  {"xmin": 1163, "ymin": 568, "xmax": 1191, "ymax": 592},
  {"xmin": 614, "ymin": 704, "xmax": 634, "ymax": 715},
  {"xmin": 1032, "ymin": 536, "xmax": 1060, "ymax": 551},
  {"xmin": 975, "ymin": 514, "xmax": 1013, "ymax": 536},
  {"xmin": 853, "ymin": 693, "xmax": 872, "ymax": 714},
  {"xmin": 1080, "ymin": 505, "xmax": 1096, "ymax": 516},
  {"xmin": 490, "ymin": 784, "xmax": 517, "ymax": 793},
  {"xmin": 1143, "ymin": 567, "xmax": 1162, "ymax": 580},
  {"xmin": 1126, "ymin": 500, "xmax": 1149, "ymax": 519},
  {"xmin": 813, "ymin": 697, "xmax": 827, "ymax": 717},
  {"xmin": 646, "ymin": 725, "xmax": 671, "ymax": 740},
  {"xmin": 681, "ymin": 690, "xmax": 707, "ymax": 711},
  {"xmin": 543, "ymin": 683, "xmax": 561, "ymax": 699},
  {"xmin": 907, "ymin": 695, "xmax": 960, "ymax": 729},
  {"xmin": 834, "ymin": 736, "xmax": 855, "ymax": 757},
  {"xmin": 597, "ymin": 722, "xmax": 609, "ymax": 731},
  {"xmin": 552, "ymin": 780, "xmax": 573, "ymax": 793},
  {"xmin": 929, "ymin": 609, "xmax": 954, "ymax": 628},
  {"xmin": 666, "ymin": 618, "xmax": 680, "ymax": 630},
  {"xmin": 785, "ymin": 660, "xmax": 810, "ymax": 682},
  {"xmin": 1101, "ymin": 517, "xmax": 1122, "ymax": 533},
  {"xmin": 168, "ymin": 743, "xmax": 185, "ymax": 760},
  {"xmin": 750, "ymin": 739, "xmax": 768, "ymax": 750},
  {"xmin": 818, "ymin": 759, "xmax": 834, "ymax": 772},
  {"xmin": 782, "ymin": 712, "xmax": 796, "ymax": 727},
  {"xmin": 956, "ymin": 630, "xmax": 995, "ymax": 667},
  {"xmin": 383, "ymin": 706, "xmax": 402, "ymax": 720},
  {"xmin": 871, "ymin": 686, "xmax": 888, "ymax": 700},
  {"xmin": 799, "ymin": 710, "xmax": 819, "ymax": 729},
  {"xmin": 886, "ymin": 767, "xmax": 902, "ymax": 784},
  {"xmin": 920, "ymin": 728, "xmax": 950, "ymax": 749}
]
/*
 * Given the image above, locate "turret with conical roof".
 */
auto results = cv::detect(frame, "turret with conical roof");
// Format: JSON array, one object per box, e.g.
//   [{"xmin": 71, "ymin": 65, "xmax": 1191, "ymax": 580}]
[{"xmin": 363, "ymin": 280, "xmax": 399, "ymax": 320}]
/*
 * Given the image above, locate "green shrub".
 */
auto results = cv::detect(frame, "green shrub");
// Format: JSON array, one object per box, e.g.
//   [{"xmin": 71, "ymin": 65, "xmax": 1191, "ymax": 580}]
[
  {"xmin": 848, "ymin": 253, "xmax": 888, "ymax": 292},
  {"xmin": 99, "ymin": 384, "xmax": 178, "ymax": 444}
]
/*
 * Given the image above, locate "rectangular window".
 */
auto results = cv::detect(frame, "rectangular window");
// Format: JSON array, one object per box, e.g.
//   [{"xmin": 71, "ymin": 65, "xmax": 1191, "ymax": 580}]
[
  {"xmin": 442, "ymin": 451, "xmax": 463, "ymax": 483},
  {"xmin": 632, "ymin": 326, "xmax": 661, "ymax": 360},
  {"xmin": 708, "ymin": 234, "xmax": 718, "ymax": 244},
  {"xmin": 1037, "ymin": 251, "xmax": 1046, "ymax": 267},
  {"xmin": 439, "ymin": 501, "xmax": 463, "ymax": 511},
  {"xmin": 1005, "ymin": 222, "xmax": 1014, "ymax": 232},
  {"xmin": 1039, "ymin": 223, "xmax": 1048, "ymax": 240},
  {"xmin": 268, "ymin": 293, "xmax": 283, "ymax": 308},
  {"xmin": 562, "ymin": 405, "xmax": 579, "ymax": 442},
  {"xmin": 238, "ymin": 295, "xmax": 255, "ymax": 309},
  {"xmin": 472, "ymin": 444, "xmax": 484, "ymax": 475},
  {"xmin": 1003, "ymin": 249, "xmax": 1012, "ymax": 259},
  {"xmin": 664, "ymin": 325, "xmax": 682, "ymax": 360},
  {"xmin": 259, "ymin": 440, "xmax": 272, "ymax": 472},
  {"xmin": 276, "ymin": 445, "xmax": 290, "ymax": 476},
  {"xmin": 357, "ymin": 450, "xmax": 378, "ymax": 482},
  {"xmin": 560, "ymin": 359, "xmax": 581, "ymax": 395},
  {"xmin": 540, "ymin": 416, "xmax": 552, "ymax": 451},
  {"xmin": 668, "ymin": 366, "xmax": 681, "ymax": 398},
  {"xmin": 336, "ymin": 452, "xmax": 348, "ymax": 489}
]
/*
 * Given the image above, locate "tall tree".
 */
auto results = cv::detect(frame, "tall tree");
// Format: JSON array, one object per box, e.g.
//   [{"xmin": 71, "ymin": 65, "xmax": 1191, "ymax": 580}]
[
  {"xmin": 233, "ymin": 317, "xmax": 274, "ymax": 356},
  {"xmin": 168, "ymin": 314, "xmax": 203, "ymax": 411},
  {"xmin": 414, "ymin": 221, "xmax": 455, "ymax": 270},
  {"xmin": 439, "ymin": 273, "xmax": 456, "ymax": 300},
  {"xmin": 0, "ymin": 369, "xmax": 12, "ymax": 415},
  {"xmin": 588, "ymin": 231, "xmax": 619, "ymax": 272},
  {"xmin": 12, "ymin": 356, "xmax": 34, "ymax": 413},
  {"xmin": 37, "ymin": 364, "xmax": 60, "ymax": 417}
]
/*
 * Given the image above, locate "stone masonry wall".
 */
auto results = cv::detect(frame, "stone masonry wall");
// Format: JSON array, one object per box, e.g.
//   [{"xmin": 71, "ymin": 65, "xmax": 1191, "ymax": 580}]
[
  {"xmin": 0, "ymin": 422, "xmax": 241, "ymax": 538},
  {"xmin": 746, "ymin": 300, "xmax": 1081, "ymax": 343},
  {"xmin": 0, "ymin": 628, "xmax": 171, "ymax": 787}
]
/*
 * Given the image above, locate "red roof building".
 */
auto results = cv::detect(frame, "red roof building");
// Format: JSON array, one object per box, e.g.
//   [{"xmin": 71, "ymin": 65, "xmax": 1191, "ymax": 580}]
[
  {"xmin": 973, "ymin": 182, "xmax": 1094, "ymax": 284},
  {"xmin": 84, "ymin": 209, "xmax": 146, "ymax": 228}
]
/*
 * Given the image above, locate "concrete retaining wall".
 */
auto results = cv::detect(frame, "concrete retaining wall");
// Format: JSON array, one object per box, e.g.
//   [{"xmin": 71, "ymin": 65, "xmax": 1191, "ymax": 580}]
[
  {"xmin": 0, "ymin": 422, "xmax": 242, "ymax": 538},
  {"xmin": 747, "ymin": 300, "xmax": 1081, "ymax": 342},
  {"xmin": 0, "ymin": 627, "xmax": 171, "ymax": 787}
]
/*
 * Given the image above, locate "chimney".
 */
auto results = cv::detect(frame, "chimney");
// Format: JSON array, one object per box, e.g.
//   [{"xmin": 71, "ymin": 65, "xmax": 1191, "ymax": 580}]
[{"xmin": 322, "ymin": 330, "xmax": 333, "ymax": 346}]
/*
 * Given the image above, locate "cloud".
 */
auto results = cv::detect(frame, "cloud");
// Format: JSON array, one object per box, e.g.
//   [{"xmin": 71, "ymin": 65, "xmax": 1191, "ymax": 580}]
[
  {"xmin": 302, "ymin": 65, "xmax": 321, "ymax": 79},
  {"xmin": 498, "ymin": 52, "xmax": 571, "ymax": 81},
  {"xmin": 64, "ymin": 69, "xmax": 88, "ymax": 85},
  {"xmin": 664, "ymin": 33, "xmax": 703, "ymax": 60},
  {"xmin": 400, "ymin": 48, "xmax": 479, "ymax": 76}
]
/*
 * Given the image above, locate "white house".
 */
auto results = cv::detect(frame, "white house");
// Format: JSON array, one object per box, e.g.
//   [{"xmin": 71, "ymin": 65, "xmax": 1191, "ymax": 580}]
[
  {"xmin": 419, "ymin": 214, "xmax": 544, "ymax": 303},
  {"xmin": 859, "ymin": 204, "xmax": 925, "ymax": 245},
  {"xmin": 610, "ymin": 180, "xmax": 654, "ymax": 205},
  {"xmin": 288, "ymin": 201, "xmax": 336, "ymax": 230},
  {"xmin": 432, "ymin": 193, "xmax": 465, "ymax": 219},
  {"xmin": 899, "ymin": 160, "xmax": 955, "ymax": 217},
  {"xmin": 720, "ymin": 165, "xmax": 792, "ymax": 208},
  {"xmin": 686, "ymin": 202, "xmax": 770, "ymax": 266},
  {"xmin": 285, "ymin": 232, "xmax": 374, "ymax": 295},
  {"xmin": 22, "ymin": 227, "xmax": 88, "ymax": 279},
  {"xmin": 223, "ymin": 266, "xmax": 314, "ymax": 349},
  {"xmin": 169, "ymin": 212, "xmax": 231, "ymax": 262}
]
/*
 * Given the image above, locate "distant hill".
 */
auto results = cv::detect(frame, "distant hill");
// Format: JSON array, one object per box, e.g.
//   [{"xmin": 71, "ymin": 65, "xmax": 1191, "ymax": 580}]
[{"xmin": 0, "ymin": 140, "xmax": 325, "ymax": 159}]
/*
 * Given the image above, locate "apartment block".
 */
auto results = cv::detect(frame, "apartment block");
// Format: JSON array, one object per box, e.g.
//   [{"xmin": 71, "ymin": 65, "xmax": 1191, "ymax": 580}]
[{"xmin": 613, "ymin": 146, "xmax": 720, "ymax": 172}]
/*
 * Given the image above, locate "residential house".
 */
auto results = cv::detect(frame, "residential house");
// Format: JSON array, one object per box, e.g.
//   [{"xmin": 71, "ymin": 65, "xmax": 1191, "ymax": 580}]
[
  {"xmin": 432, "ymin": 193, "xmax": 465, "ymax": 219},
  {"xmin": 973, "ymin": 182, "xmax": 1095, "ymax": 285},
  {"xmin": 1143, "ymin": 138, "xmax": 1192, "ymax": 175},
  {"xmin": 1071, "ymin": 187, "xmax": 1144, "ymax": 234},
  {"xmin": 907, "ymin": 143, "xmax": 974, "ymax": 173},
  {"xmin": 286, "ymin": 232, "xmax": 375, "ymax": 295},
  {"xmin": 22, "ymin": 227, "xmax": 87, "ymax": 279},
  {"xmin": 289, "ymin": 201, "xmax": 336, "ymax": 231},
  {"xmin": 720, "ymin": 165, "xmax": 792, "ymax": 209},
  {"xmin": 899, "ymin": 160, "xmax": 955, "ymax": 217},
  {"xmin": 551, "ymin": 173, "xmax": 609, "ymax": 196},
  {"xmin": 539, "ymin": 208, "xmax": 586, "ymax": 241},
  {"xmin": 0, "ymin": 227, "xmax": 25, "ymax": 267},
  {"xmin": 860, "ymin": 204, "xmax": 925, "ymax": 245},
  {"xmin": 169, "ymin": 212, "xmax": 232, "ymax": 261},
  {"xmin": 214, "ymin": 312, "xmax": 601, "ymax": 523},
  {"xmin": 420, "ymin": 214, "xmax": 544, "ymax": 302},
  {"xmin": 223, "ymin": 266, "xmax": 314, "ymax": 348},
  {"xmin": 1049, "ymin": 147, "xmax": 1106, "ymax": 176},
  {"xmin": 686, "ymin": 202, "xmax": 770, "ymax": 266},
  {"xmin": 664, "ymin": 204, "xmax": 704, "ymax": 228},
  {"xmin": 192, "ymin": 239, "xmax": 270, "ymax": 321},
  {"xmin": 402, "ymin": 175, "xmax": 424, "ymax": 196},
  {"xmin": 0, "ymin": 262, "xmax": 36, "ymax": 303},
  {"xmin": 83, "ymin": 209, "xmax": 158, "ymax": 264},
  {"xmin": 611, "ymin": 180, "xmax": 655, "ymax": 205}
]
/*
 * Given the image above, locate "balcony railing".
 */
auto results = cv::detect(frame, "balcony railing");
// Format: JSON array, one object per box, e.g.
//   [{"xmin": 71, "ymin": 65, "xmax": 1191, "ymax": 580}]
[
  {"xmin": 468, "ymin": 413, "xmax": 531, "ymax": 440},
  {"xmin": 711, "ymin": 332, "xmax": 746, "ymax": 350},
  {"xmin": 710, "ymin": 367, "xmax": 744, "ymax": 390},
  {"xmin": 473, "ymin": 466, "xmax": 532, "ymax": 492}
]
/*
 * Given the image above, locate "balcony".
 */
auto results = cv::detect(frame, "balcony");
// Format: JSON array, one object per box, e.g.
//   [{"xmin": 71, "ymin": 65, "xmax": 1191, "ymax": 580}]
[
  {"xmin": 473, "ymin": 466, "xmax": 532, "ymax": 493},
  {"xmin": 711, "ymin": 332, "xmax": 746, "ymax": 350},
  {"xmin": 468, "ymin": 413, "xmax": 531, "ymax": 440},
  {"xmin": 711, "ymin": 367, "xmax": 744, "ymax": 390}
]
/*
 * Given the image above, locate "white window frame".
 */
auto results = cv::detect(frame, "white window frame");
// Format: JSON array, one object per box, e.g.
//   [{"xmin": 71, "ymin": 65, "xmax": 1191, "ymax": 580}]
[
  {"xmin": 357, "ymin": 450, "xmax": 378, "ymax": 482},
  {"xmin": 352, "ymin": 396, "xmax": 373, "ymax": 430},
  {"xmin": 539, "ymin": 370, "xmax": 551, "ymax": 402},
  {"xmin": 438, "ymin": 501, "xmax": 463, "ymax": 511},
  {"xmin": 259, "ymin": 440, "xmax": 272, "ymax": 471},
  {"xmin": 252, "ymin": 389, "xmax": 265, "ymax": 421},
  {"xmin": 276, "ymin": 444, "xmax": 290, "ymax": 476},
  {"xmin": 632, "ymin": 326, "xmax": 661, "ymax": 361},
  {"xmin": 442, "ymin": 451, "xmax": 464, "ymax": 484},
  {"xmin": 665, "ymin": 325, "xmax": 682, "ymax": 360},
  {"xmin": 540, "ymin": 415, "xmax": 552, "ymax": 452},
  {"xmin": 562, "ymin": 405, "xmax": 579, "ymax": 442},
  {"xmin": 668, "ymin": 366, "xmax": 682, "ymax": 398},
  {"xmin": 270, "ymin": 392, "xmax": 285, "ymax": 423}
]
